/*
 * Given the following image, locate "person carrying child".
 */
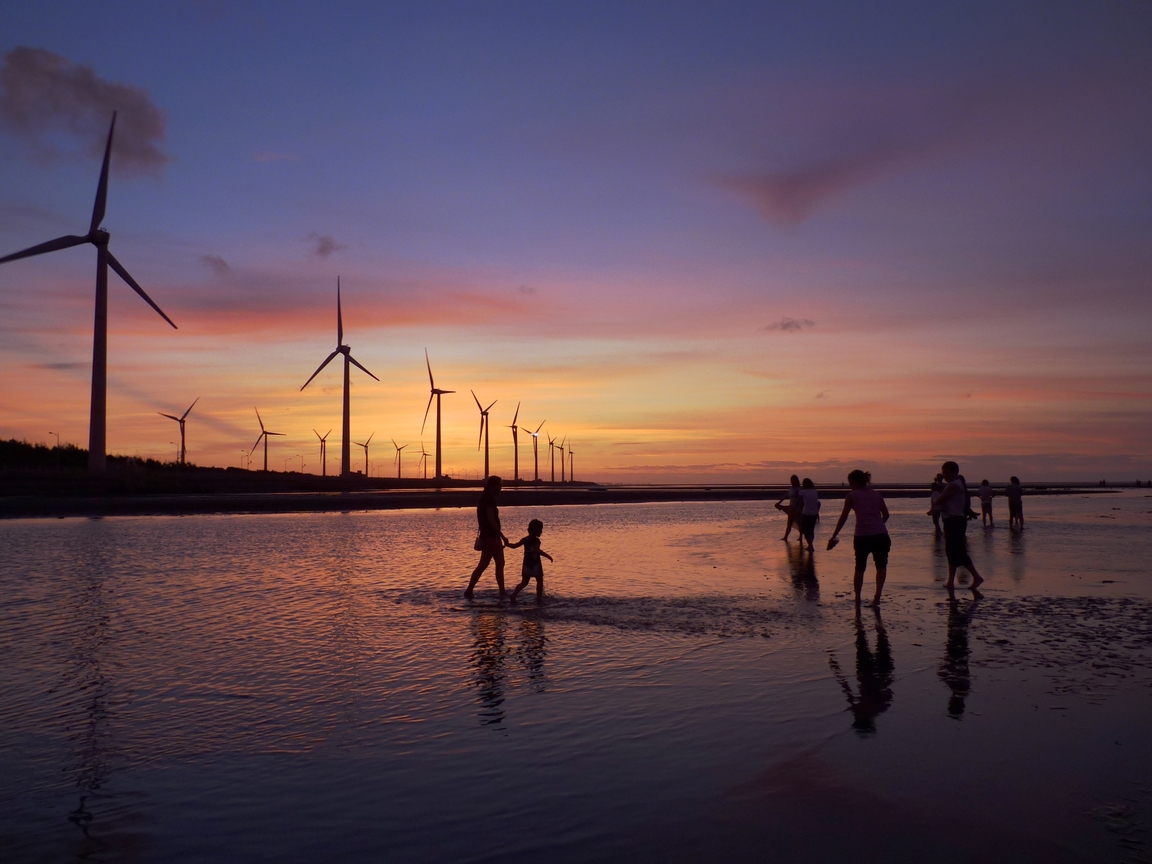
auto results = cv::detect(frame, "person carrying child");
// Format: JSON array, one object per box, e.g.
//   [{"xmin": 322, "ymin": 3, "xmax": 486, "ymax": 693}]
[{"xmin": 508, "ymin": 519, "xmax": 554, "ymax": 604}]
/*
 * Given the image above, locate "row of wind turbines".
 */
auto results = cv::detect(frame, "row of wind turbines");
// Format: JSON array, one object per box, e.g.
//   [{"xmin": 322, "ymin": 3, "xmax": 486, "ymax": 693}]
[{"xmin": 1, "ymin": 113, "xmax": 579, "ymax": 481}]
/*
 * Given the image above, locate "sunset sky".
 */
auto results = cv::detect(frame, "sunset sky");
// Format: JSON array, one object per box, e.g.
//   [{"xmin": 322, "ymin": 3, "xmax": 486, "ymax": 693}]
[{"xmin": 1, "ymin": 2, "xmax": 1150, "ymax": 482}]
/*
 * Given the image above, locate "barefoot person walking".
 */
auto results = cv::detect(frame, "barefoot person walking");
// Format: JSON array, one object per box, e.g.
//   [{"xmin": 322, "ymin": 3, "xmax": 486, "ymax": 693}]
[
  {"xmin": 465, "ymin": 475, "xmax": 509, "ymax": 600},
  {"xmin": 930, "ymin": 461, "xmax": 984, "ymax": 594},
  {"xmin": 776, "ymin": 475, "xmax": 802, "ymax": 541},
  {"xmin": 827, "ymin": 470, "xmax": 891, "ymax": 607}
]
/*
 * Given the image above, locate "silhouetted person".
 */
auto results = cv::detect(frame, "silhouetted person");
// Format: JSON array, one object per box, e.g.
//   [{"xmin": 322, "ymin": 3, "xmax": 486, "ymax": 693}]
[
  {"xmin": 930, "ymin": 474, "xmax": 945, "ymax": 535},
  {"xmin": 829, "ymin": 607, "xmax": 894, "ymax": 734},
  {"xmin": 939, "ymin": 596, "xmax": 976, "ymax": 718},
  {"xmin": 776, "ymin": 474, "xmax": 802, "ymax": 541},
  {"xmin": 978, "ymin": 479, "xmax": 995, "ymax": 528},
  {"xmin": 827, "ymin": 469, "xmax": 891, "ymax": 607},
  {"xmin": 465, "ymin": 475, "xmax": 509, "ymax": 600},
  {"xmin": 798, "ymin": 477, "xmax": 821, "ymax": 551},
  {"xmin": 508, "ymin": 518, "xmax": 553, "ymax": 604},
  {"xmin": 929, "ymin": 461, "xmax": 984, "ymax": 594},
  {"xmin": 1007, "ymin": 476, "xmax": 1024, "ymax": 530}
]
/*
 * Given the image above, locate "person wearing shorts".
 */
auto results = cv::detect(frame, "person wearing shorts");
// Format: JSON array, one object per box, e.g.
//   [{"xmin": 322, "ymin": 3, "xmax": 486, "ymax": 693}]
[
  {"xmin": 464, "ymin": 475, "xmax": 509, "ymax": 599},
  {"xmin": 978, "ymin": 479, "xmax": 994, "ymax": 528},
  {"xmin": 798, "ymin": 478, "xmax": 821, "ymax": 551},
  {"xmin": 929, "ymin": 461, "xmax": 984, "ymax": 594},
  {"xmin": 1006, "ymin": 476, "xmax": 1024, "ymax": 529},
  {"xmin": 827, "ymin": 469, "xmax": 891, "ymax": 607}
]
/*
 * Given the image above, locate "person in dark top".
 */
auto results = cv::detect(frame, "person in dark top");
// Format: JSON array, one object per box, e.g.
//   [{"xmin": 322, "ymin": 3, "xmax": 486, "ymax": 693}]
[{"xmin": 465, "ymin": 475, "xmax": 509, "ymax": 600}]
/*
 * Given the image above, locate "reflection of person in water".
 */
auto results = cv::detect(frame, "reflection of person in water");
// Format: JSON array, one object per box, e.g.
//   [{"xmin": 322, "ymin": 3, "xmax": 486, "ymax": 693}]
[
  {"xmin": 786, "ymin": 542, "xmax": 820, "ymax": 601},
  {"xmin": 829, "ymin": 607, "xmax": 894, "ymax": 734},
  {"xmin": 939, "ymin": 597, "xmax": 976, "ymax": 718},
  {"xmin": 470, "ymin": 612, "xmax": 508, "ymax": 726},
  {"xmin": 515, "ymin": 618, "xmax": 548, "ymax": 692}
]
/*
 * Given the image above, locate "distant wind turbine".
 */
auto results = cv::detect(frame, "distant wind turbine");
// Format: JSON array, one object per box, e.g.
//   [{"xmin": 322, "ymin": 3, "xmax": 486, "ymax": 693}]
[
  {"xmin": 528, "ymin": 420, "xmax": 545, "ymax": 483},
  {"xmin": 507, "ymin": 402, "xmax": 521, "ymax": 481},
  {"xmin": 158, "ymin": 397, "xmax": 199, "ymax": 465},
  {"xmin": 472, "ymin": 391, "xmax": 497, "ymax": 480},
  {"xmin": 353, "ymin": 432, "xmax": 374, "ymax": 475},
  {"xmin": 314, "ymin": 428, "xmax": 332, "ymax": 477},
  {"xmin": 0, "ymin": 112, "xmax": 177, "ymax": 474},
  {"xmin": 548, "ymin": 435, "xmax": 556, "ymax": 483},
  {"xmin": 392, "ymin": 438, "xmax": 408, "ymax": 479},
  {"xmin": 568, "ymin": 442, "xmax": 575, "ymax": 483},
  {"xmin": 251, "ymin": 408, "xmax": 285, "ymax": 472},
  {"xmin": 421, "ymin": 350, "xmax": 455, "ymax": 480},
  {"xmin": 418, "ymin": 441, "xmax": 430, "ymax": 480},
  {"xmin": 559, "ymin": 437, "xmax": 566, "ymax": 483},
  {"xmin": 300, "ymin": 278, "xmax": 378, "ymax": 477}
]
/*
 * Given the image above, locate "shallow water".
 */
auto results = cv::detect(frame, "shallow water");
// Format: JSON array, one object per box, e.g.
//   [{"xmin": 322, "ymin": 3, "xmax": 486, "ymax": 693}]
[{"xmin": 2, "ymin": 492, "xmax": 1151, "ymax": 862}]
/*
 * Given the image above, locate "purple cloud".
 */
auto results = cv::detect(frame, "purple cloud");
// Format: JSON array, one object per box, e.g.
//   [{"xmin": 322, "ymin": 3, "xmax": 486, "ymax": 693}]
[
  {"xmin": 200, "ymin": 254, "xmax": 231, "ymax": 276},
  {"xmin": 308, "ymin": 233, "xmax": 345, "ymax": 258},
  {"xmin": 765, "ymin": 317, "xmax": 815, "ymax": 333},
  {"xmin": 0, "ymin": 46, "xmax": 168, "ymax": 175}
]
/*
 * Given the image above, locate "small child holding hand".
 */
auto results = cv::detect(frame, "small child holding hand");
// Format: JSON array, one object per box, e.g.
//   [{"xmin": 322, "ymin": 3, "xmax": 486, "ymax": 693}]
[{"xmin": 507, "ymin": 519, "xmax": 552, "ymax": 604}]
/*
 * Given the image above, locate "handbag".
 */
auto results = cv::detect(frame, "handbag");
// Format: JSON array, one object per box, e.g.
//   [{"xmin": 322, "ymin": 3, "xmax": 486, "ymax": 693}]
[{"xmin": 474, "ymin": 532, "xmax": 483, "ymax": 551}]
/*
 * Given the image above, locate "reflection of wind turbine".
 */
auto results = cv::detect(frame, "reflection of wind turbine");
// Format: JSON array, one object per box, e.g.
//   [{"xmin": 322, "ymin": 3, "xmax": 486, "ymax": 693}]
[
  {"xmin": 392, "ymin": 438, "xmax": 408, "ymax": 479},
  {"xmin": 548, "ymin": 435, "xmax": 556, "ymax": 483},
  {"xmin": 354, "ymin": 432, "xmax": 374, "ymax": 475},
  {"xmin": 0, "ymin": 112, "xmax": 177, "ymax": 474},
  {"xmin": 421, "ymin": 350, "xmax": 454, "ymax": 480},
  {"xmin": 528, "ymin": 420, "xmax": 546, "ymax": 482},
  {"xmin": 472, "ymin": 391, "xmax": 497, "ymax": 480},
  {"xmin": 508, "ymin": 402, "xmax": 521, "ymax": 481},
  {"xmin": 568, "ymin": 441, "xmax": 575, "ymax": 483},
  {"xmin": 300, "ymin": 278, "xmax": 379, "ymax": 477},
  {"xmin": 158, "ymin": 397, "xmax": 198, "ymax": 465},
  {"xmin": 251, "ymin": 408, "xmax": 285, "ymax": 472},
  {"xmin": 559, "ymin": 437, "xmax": 566, "ymax": 483},
  {"xmin": 314, "ymin": 428, "xmax": 332, "ymax": 477}
]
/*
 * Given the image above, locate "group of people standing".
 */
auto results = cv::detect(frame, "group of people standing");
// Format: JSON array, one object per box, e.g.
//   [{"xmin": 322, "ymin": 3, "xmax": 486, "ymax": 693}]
[{"xmin": 776, "ymin": 462, "xmax": 997, "ymax": 607}]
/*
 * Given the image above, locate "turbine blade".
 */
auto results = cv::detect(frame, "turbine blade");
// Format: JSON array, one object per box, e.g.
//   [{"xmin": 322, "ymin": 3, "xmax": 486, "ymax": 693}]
[
  {"xmin": 421, "ymin": 393, "xmax": 434, "ymax": 433},
  {"xmin": 325, "ymin": 429, "xmax": 332, "ymax": 439},
  {"xmin": 90, "ymin": 113, "xmax": 116, "ymax": 234},
  {"xmin": 485, "ymin": 399, "xmax": 497, "ymax": 412},
  {"xmin": 336, "ymin": 276, "xmax": 343, "ymax": 346},
  {"xmin": 268, "ymin": 431, "xmax": 286, "ymax": 436},
  {"xmin": 512, "ymin": 402, "xmax": 520, "ymax": 425},
  {"xmin": 472, "ymin": 390, "xmax": 481, "ymax": 410},
  {"xmin": 251, "ymin": 432, "xmax": 265, "ymax": 453},
  {"xmin": 425, "ymin": 348, "xmax": 434, "ymax": 388},
  {"xmin": 366, "ymin": 432, "xmax": 374, "ymax": 445},
  {"xmin": 478, "ymin": 417, "xmax": 484, "ymax": 450},
  {"xmin": 181, "ymin": 397, "xmax": 199, "ymax": 420},
  {"xmin": 442, "ymin": 389, "xmax": 455, "ymax": 394},
  {"xmin": 392, "ymin": 438, "xmax": 398, "ymax": 450},
  {"xmin": 0, "ymin": 234, "xmax": 88, "ymax": 264},
  {"xmin": 158, "ymin": 413, "xmax": 180, "ymax": 421},
  {"xmin": 347, "ymin": 353, "xmax": 379, "ymax": 381},
  {"xmin": 106, "ymin": 252, "xmax": 177, "ymax": 329},
  {"xmin": 534, "ymin": 420, "xmax": 546, "ymax": 434},
  {"xmin": 300, "ymin": 350, "xmax": 340, "ymax": 390},
  {"xmin": 315, "ymin": 429, "xmax": 322, "ymax": 440},
  {"xmin": 255, "ymin": 408, "xmax": 265, "ymax": 432}
]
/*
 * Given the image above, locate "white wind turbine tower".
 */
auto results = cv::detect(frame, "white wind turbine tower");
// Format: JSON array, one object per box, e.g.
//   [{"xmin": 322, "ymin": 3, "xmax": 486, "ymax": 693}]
[
  {"xmin": 472, "ymin": 390, "xmax": 497, "ymax": 480},
  {"xmin": 251, "ymin": 408, "xmax": 285, "ymax": 472},
  {"xmin": 0, "ymin": 113, "xmax": 178, "ymax": 473},
  {"xmin": 300, "ymin": 278, "xmax": 378, "ymax": 477},
  {"xmin": 421, "ymin": 350, "xmax": 455, "ymax": 480},
  {"xmin": 528, "ymin": 420, "xmax": 546, "ymax": 482},
  {"xmin": 392, "ymin": 438, "xmax": 408, "ymax": 479},
  {"xmin": 158, "ymin": 397, "xmax": 199, "ymax": 465}
]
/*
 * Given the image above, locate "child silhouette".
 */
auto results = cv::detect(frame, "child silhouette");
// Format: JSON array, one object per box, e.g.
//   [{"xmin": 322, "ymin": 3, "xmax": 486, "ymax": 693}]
[{"xmin": 508, "ymin": 519, "xmax": 553, "ymax": 604}]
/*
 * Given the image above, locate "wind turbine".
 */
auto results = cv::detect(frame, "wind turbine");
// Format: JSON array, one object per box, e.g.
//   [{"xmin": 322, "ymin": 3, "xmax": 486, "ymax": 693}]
[
  {"xmin": 559, "ymin": 437, "xmax": 566, "ymax": 483},
  {"xmin": 507, "ymin": 402, "xmax": 521, "ymax": 481},
  {"xmin": 472, "ymin": 391, "xmax": 498, "ymax": 480},
  {"xmin": 418, "ymin": 441, "xmax": 430, "ymax": 480},
  {"xmin": 314, "ymin": 428, "xmax": 332, "ymax": 477},
  {"xmin": 353, "ymin": 432, "xmax": 374, "ymax": 475},
  {"xmin": 392, "ymin": 438, "xmax": 408, "ymax": 479},
  {"xmin": 548, "ymin": 435, "xmax": 556, "ymax": 483},
  {"xmin": 300, "ymin": 278, "xmax": 378, "ymax": 477},
  {"xmin": 568, "ymin": 441, "xmax": 575, "ymax": 483},
  {"xmin": 421, "ymin": 350, "xmax": 455, "ymax": 480},
  {"xmin": 251, "ymin": 408, "xmax": 285, "ymax": 472},
  {"xmin": 158, "ymin": 397, "xmax": 198, "ymax": 465},
  {"xmin": 528, "ymin": 420, "xmax": 546, "ymax": 482},
  {"xmin": 0, "ymin": 112, "xmax": 177, "ymax": 474}
]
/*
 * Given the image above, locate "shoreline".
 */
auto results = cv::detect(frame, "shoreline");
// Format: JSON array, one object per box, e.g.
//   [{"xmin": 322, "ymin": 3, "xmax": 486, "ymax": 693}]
[{"xmin": 0, "ymin": 484, "xmax": 1115, "ymax": 520}]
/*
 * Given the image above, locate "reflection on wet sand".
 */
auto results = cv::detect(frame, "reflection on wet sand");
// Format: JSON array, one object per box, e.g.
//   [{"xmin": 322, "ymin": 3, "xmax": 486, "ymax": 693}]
[
  {"xmin": 515, "ymin": 617, "xmax": 548, "ymax": 693},
  {"xmin": 939, "ymin": 597, "xmax": 977, "ymax": 719},
  {"xmin": 470, "ymin": 612, "xmax": 508, "ymax": 726},
  {"xmin": 785, "ymin": 545, "xmax": 820, "ymax": 602},
  {"xmin": 829, "ymin": 608, "xmax": 894, "ymax": 735}
]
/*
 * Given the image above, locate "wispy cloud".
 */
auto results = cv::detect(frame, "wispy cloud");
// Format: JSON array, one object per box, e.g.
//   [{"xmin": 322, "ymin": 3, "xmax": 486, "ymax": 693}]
[
  {"xmin": 0, "ymin": 46, "xmax": 168, "ymax": 175},
  {"xmin": 765, "ymin": 317, "xmax": 815, "ymax": 332},
  {"xmin": 516, "ymin": 284, "xmax": 538, "ymax": 295},
  {"xmin": 307, "ymin": 233, "xmax": 345, "ymax": 259},
  {"xmin": 199, "ymin": 254, "xmax": 230, "ymax": 276}
]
